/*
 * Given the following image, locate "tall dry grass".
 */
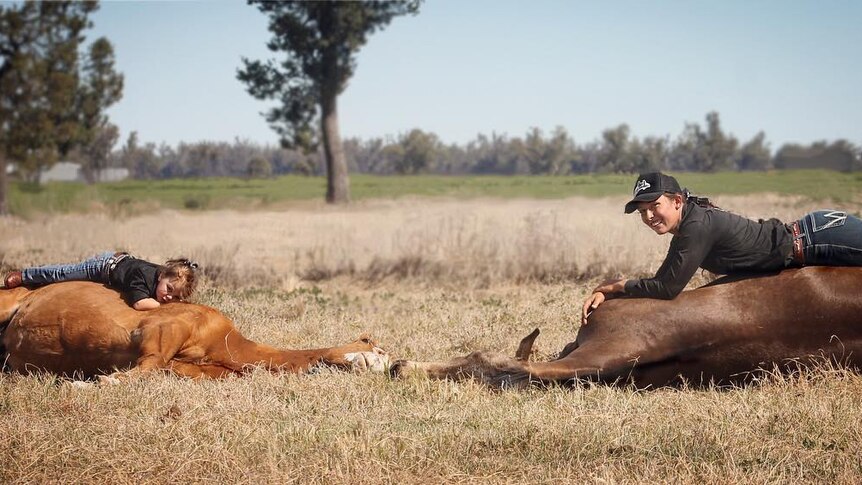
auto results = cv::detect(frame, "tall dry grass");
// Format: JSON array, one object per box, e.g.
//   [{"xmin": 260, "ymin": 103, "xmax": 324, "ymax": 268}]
[
  {"xmin": 1, "ymin": 194, "xmax": 860, "ymax": 483},
  {"xmin": 0, "ymin": 193, "xmax": 825, "ymax": 289}
]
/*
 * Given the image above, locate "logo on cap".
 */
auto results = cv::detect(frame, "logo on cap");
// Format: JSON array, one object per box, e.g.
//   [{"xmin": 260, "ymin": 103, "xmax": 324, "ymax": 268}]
[{"xmin": 634, "ymin": 179, "xmax": 651, "ymax": 195}]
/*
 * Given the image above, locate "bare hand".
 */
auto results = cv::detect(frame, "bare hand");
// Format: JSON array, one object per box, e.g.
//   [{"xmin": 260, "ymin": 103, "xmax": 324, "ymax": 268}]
[
  {"xmin": 581, "ymin": 292, "xmax": 606, "ymax": 326},
  {"xmin": 581, "ymin": 278, "xmax": 627, "ymax": 325}
]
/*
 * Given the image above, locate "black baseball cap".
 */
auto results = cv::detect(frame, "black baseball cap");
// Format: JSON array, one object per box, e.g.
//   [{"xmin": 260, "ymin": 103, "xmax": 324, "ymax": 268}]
[{"xmin": 624, "ymin": 172, "xmax": 682, "ymax": 214}]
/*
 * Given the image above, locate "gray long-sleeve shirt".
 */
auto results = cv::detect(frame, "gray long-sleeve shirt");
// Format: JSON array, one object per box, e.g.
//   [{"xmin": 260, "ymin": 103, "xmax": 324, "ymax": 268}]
[{"xmin": 624, "ymin": 201, "xmax": 795, "ymax": 299}]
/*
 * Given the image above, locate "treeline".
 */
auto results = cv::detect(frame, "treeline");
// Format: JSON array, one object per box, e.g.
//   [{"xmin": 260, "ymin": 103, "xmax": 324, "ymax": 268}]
[{"xmin": 112, "ymin": 111, "xmax": 861, "ymax": 180}]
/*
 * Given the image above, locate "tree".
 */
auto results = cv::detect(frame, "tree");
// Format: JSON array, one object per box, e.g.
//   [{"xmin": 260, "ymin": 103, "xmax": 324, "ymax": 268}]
[
  {"xmin": 521, "ymin": 127, "xmax": 574, "ymax": 175},
  {"xmin": 628, "ymin": 136, "xmax": 669, "ymax": 173},
  {"xmin": 736, "ymin": 131, "xmax": 770, "ymax": 171},
  {"xmin": 1, "ymin": 2, "xmax": 42, "ymax": 209},
  {"xmin": 596, "ymin": 124, "xmax": 631, "ymax": 172},
  {"xmin": 667, "ymin": 123, "xmax": 699, "ymax": 171},
  {"xmin": 120, "ymin": 131, "xmax": 162, "ymax": 180},
  {"xmin": 665, "ymin": 113, "xmax": 738, "ymax": 172},
  {"xmin": 76, "ymin": 36, "xmax": 123, "ymax": 182},
  {"xmin": 344, "ymin": 136, "xmax": 385, "ymax": 173},
  {"xmin": 470, "ymin": 132, "xmax": 520, "ymax": 175},
  {"xmin": 183, "ymin": 143, "xmax": 219, "ymax": 177},
  {"xmin": 238, "ymin": 1, "xmax": 420, "ymax": 203},
  {"xmin": 691, "ymin": 112, "xmax": 738, "ymax": 172},
  {"xmin": 0, "ymin": 1, "xmax": 121, "ymax": 213},
  {"xmin": 247, "ymin": 156, "xmax": 272, "ymax": 178},
  {"xmin": 393, "ymin": 128, "xmax": 439, "ymax": 174},
  {"xmin": 77, "ymin": 121, "xmax": 119, "ymax": 183}
]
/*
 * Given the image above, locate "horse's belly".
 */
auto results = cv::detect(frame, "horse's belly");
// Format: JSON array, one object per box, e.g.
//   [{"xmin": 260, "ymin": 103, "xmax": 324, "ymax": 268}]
[{"xmin": 3, "ymin": 319, "xmax": 139, "ymax": 378}]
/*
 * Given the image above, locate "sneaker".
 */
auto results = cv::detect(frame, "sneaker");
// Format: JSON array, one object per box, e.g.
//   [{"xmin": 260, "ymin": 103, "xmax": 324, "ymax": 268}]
[{"xmin": 4, "ymin": 271, "xmax": 22, "ymax": 289}]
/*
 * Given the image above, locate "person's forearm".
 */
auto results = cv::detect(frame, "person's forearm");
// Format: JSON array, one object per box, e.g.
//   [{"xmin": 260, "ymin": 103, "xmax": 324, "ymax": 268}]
[
  {"xmin": 624, "ymin": 278, "xmax": 680, "ymax": 299},
  {"xmin": 603, "ymin": 281, "xmax": 629, "ymax": 299},
  {"xmin": 133, "ymin": 298, "xmax": 160, "ymax": 311},
  {"xmin": 594, "ymin": 278, "xmax": 627, "ymax": 296}
]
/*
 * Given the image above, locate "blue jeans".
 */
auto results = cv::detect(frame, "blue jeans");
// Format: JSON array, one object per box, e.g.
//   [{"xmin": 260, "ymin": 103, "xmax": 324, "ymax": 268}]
[
  {"xmin": 797, "ymin": 210, "xmax": 862, "ymax": 266},
  {"xmin": 22, "ymin": 251, "xmax": 114, "ymax": 287}
]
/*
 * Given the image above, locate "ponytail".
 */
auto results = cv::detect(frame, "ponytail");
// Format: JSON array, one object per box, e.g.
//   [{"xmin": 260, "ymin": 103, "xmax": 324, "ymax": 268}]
[
  {"xmin": 682, "ymin": 188, "xmax": 722, "ymax": 210},
  {"xmin": 166, "ymin": 258, "xmax": 199, "ymax": 270}
]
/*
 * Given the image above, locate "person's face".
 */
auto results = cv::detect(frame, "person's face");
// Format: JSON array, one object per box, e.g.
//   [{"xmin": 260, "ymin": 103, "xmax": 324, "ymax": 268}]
[
  {"xmin": 637, "ymin": 194, "xmax": 683, "ymax": 235},
  {"xmin": 155, "ymin": 277, "xmax": 182, "ymax": 303}
]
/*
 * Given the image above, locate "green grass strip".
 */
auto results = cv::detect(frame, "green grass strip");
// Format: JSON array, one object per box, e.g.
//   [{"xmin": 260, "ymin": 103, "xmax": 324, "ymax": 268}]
[{"xmin": 7, "ymin": 169, "xmax": 861, "ymax": 215}]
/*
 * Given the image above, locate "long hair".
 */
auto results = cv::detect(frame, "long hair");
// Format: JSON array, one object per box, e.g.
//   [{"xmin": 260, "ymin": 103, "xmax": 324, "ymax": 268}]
[
  {"xmin": 158, "ymin": 258, "xmax": 199, "ymax": 300},
  {"xmin": 682, "ymin": 188, "xmax": 722, "ymax": 210}
]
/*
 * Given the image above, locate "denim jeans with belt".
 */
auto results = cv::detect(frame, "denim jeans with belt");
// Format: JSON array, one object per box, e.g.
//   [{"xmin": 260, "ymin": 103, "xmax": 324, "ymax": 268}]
[
  {"xmin": 21, "ymin": 251, "xmax": 114, "ymax": 287},
  {"xmin": 796, "ymin": 210, "xmax": 862, "ymax": 266}
]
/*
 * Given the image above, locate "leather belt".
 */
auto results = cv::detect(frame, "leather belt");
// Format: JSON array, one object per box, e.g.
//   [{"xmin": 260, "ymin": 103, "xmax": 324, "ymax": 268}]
[
  {"xmin": 103, "ymin": 252, "xmax": 132, "ymax": 280},
  {"xmin": 789, "ymin": 221, "xmax": 805, "ymax": 265}
]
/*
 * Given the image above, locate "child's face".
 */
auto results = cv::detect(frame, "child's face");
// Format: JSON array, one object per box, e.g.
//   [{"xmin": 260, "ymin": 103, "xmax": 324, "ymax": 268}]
[{"xmin": 155, "ymin": 277, "xmax": 183, "ymax": 303}]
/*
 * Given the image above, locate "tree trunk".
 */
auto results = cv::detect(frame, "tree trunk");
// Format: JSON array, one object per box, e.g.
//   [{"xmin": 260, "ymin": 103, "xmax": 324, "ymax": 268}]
[
  {"xmin": 0, "ymin": 154, "xmax": 7, "ymax": 216},
  {"xmin": 320, "ymin": 90, "xmax": 350, "ymax": 204}
]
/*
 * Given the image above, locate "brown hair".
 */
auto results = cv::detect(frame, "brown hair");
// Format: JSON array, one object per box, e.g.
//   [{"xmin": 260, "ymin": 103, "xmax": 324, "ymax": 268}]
[
  {"xmin": 158, "ymin": 258, "xmax": 199, "ymax": 301},
  {"xmin": 682, "ymin": 188, "xmax": 721, "ymax": 210}
]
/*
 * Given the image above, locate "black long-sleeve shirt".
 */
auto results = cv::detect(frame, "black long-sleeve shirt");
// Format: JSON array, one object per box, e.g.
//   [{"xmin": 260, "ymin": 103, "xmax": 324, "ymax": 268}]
[
  {"xmin": 107, "ymin": 257, "xmax": 160, "ymax": 305},
  {"xmin": 623, "ymin": 201, "xmax": 795, "ymax": 299}
]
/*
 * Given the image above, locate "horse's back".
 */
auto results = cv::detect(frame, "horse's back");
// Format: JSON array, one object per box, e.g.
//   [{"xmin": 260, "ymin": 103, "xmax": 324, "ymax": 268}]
[{"xmin": 590, "ymin": 266, "xmax": 862, "ymax": 333}]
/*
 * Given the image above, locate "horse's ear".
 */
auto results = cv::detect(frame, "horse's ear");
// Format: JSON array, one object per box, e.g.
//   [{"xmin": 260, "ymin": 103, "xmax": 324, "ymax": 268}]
[{"xmin": 515, "ymin": 328, "xmax": 541, "ymax": 361}]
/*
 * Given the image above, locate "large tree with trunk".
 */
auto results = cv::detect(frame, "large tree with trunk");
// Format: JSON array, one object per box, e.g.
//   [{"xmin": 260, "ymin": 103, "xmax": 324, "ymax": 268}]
[
  {"xmin": 238, "ymin": 0, "xmax": 420, "ymax": 203},
  {"xmin": 0, "ymin": 1, "xmax": 122, "ymax": 213}
]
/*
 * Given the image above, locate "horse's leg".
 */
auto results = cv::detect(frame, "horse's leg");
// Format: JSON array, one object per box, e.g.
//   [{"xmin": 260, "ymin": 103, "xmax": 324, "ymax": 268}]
[
  {"xmin": 522, "ymin": 345, "xmax": 646, "ymax": 385},
  {"xmin": 167, "ymin": 361, "xmax": 240, "ymax": 378},
  {"xmin": 392, "ymin": 351, "xmax": 535, "ymax": 388},
  {"xmin": 200, "ymin": 332, "xmax": 387, "ymax": 374},
  {"xmin": 393, "ymin": 338, "xmax": 661, "ymax": 388},
  {"xmin": 308, "ymin": 336, "xmax": 388, "ymax": 370},
  {"xmin": 98, "ymin": 361, "xmax": 238, "ymax": 383},
  {"xmin": 391, "ymin": 330, "xmax": 537, "ymax": 384},
  {"xmin": 131, "ymin": 319, "xmax": 193, "ymax": 373}
]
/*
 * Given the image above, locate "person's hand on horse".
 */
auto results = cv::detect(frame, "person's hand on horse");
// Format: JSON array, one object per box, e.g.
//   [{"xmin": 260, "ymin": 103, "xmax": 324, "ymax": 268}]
[{"xmin": 581, "ymin": 278, "xmax": 626, "ymax": 326}]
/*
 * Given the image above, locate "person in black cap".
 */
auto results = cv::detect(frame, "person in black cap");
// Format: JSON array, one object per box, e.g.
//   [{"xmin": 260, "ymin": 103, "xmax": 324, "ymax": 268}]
[{"xmin": 581, "ymin": 171, "xmax": 862, "ymax": 325}]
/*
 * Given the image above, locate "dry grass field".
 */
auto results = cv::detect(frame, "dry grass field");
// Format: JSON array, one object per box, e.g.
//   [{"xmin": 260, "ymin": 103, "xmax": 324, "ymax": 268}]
[{"xmin": 1, "ymin": 194, "xmax": 861, "ymax": 483}]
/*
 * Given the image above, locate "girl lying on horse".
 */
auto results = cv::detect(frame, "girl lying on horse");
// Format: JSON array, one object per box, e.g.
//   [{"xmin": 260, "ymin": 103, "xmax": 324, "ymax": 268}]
[{"xmin": 4, "ymin": 252, "xmax": 198, "ymax": 311}]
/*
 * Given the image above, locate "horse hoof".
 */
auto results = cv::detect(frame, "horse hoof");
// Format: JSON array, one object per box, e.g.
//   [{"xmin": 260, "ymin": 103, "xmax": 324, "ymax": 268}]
[
  {"xmin": 65, "ymin": 380, "xmax": 94, "ymax": 390},
  {"xmin": 345, "ymin": 351, "xmax": 391, "ymax": 373},
  {"xmin": 97, "ymin": 374, "xmax": 122, "ymax": 386},
  {"xmin": 388, "ymin": 359, "xmax": 421, "ymax": 378}
]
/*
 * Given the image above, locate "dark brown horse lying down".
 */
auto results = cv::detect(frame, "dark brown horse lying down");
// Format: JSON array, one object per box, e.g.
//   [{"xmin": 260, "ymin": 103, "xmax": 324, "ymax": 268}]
[
  {"xmin": 393, "ymin": 267, "xmax": 862, "ymax": 388},
  {"xmin": 0, "ymin": 282, "xmax": 388, "ymax": 379}
]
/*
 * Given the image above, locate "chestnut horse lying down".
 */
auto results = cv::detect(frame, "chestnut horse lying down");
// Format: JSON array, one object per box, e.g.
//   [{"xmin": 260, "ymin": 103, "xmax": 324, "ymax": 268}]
[
  {"xmin": 0, "ymin": 282, "xmax": 388, "ymax": 379},
  {"xmin": 393, "ymin": 267, "xmax": 862, "ymax": 388}
]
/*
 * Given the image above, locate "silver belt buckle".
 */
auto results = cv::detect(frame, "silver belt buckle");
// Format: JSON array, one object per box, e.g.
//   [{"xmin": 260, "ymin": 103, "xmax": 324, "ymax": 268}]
[{"xmin": 105, "ymin": 253, "xmax": 128, "ymax": 279}]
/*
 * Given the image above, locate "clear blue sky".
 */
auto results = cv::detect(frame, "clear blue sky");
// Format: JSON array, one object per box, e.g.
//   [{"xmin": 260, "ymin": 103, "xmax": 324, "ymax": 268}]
[{"xmin": 89, "ymin": 0, "xmax": 862, "ymax": 151}]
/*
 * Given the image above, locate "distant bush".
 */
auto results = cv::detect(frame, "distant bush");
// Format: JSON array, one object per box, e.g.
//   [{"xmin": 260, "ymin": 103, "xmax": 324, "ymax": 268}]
[
  {"xmin": 247, "ymin": 157, "xmax": 273, "ymax": 178},
  {"xmin": 183, "ymin": 194, "xmax": 211, "ymax": 210}
]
